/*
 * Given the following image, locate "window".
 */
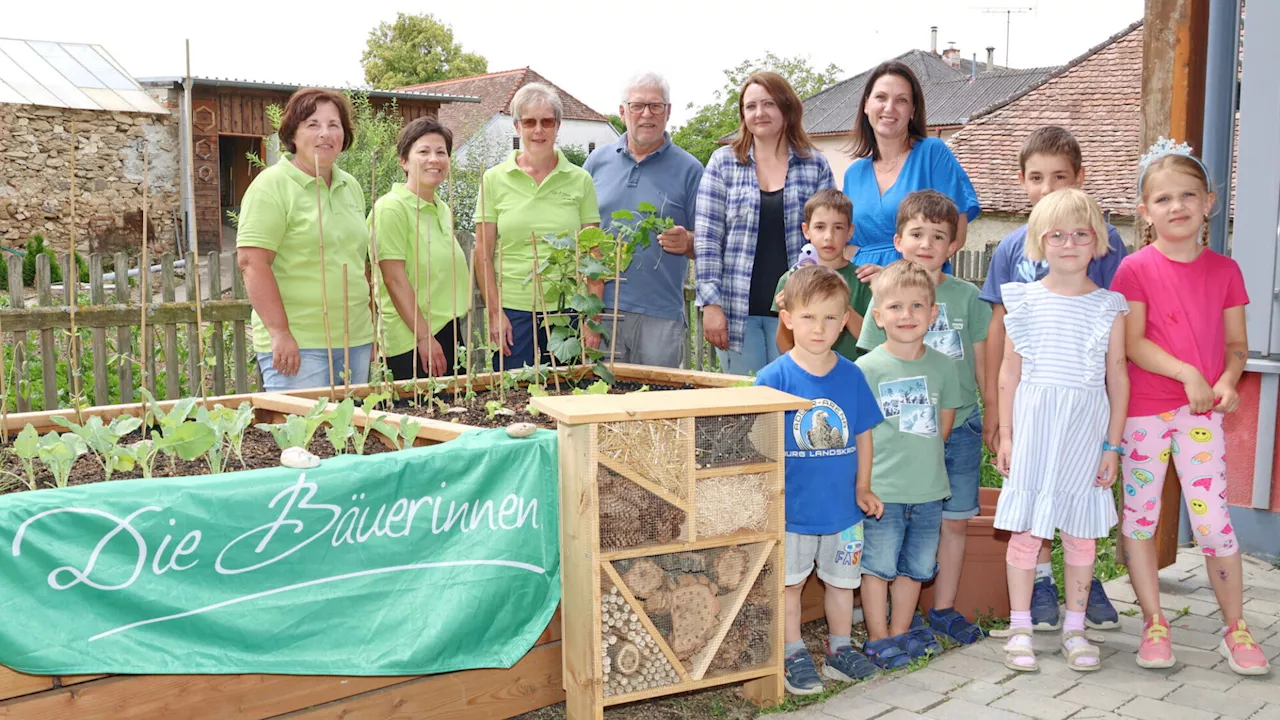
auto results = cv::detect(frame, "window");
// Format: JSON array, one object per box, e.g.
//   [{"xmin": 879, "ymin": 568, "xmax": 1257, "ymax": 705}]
[
  {"xmin": 588, "ymin": 142, "xmax": 596, "ymax": 153},
  {"xmin": 512, "ymin": 136, "xmax": 520, "ymax": 150}
]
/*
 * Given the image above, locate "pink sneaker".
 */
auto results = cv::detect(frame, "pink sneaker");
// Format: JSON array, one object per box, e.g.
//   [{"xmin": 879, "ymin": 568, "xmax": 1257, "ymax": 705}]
[
  {"xmin": 1136, "ymin": 614, "xmax": 1175, "ymax": 669},
  {"xmin": 1219, "ymin": 620, "xmax": 1271, "ymax": 676}
]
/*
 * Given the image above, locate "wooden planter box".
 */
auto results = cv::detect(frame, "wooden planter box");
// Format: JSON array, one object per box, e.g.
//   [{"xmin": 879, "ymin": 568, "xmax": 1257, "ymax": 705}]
[{"xmin": 0, "ymin": 364, "xmax": 760, "ymax": 720}]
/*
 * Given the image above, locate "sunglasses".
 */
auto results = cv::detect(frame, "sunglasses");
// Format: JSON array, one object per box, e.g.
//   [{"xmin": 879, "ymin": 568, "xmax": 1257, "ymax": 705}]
[{"xmin": 519, "ymin": 117, "xmax": 557, "ymax": 129}]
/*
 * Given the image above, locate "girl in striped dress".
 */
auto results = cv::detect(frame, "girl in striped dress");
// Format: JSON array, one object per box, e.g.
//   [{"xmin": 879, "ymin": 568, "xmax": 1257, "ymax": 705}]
[{"xmin": 994, "ymin": 188, "xmax": 1129, "ymax": 673}]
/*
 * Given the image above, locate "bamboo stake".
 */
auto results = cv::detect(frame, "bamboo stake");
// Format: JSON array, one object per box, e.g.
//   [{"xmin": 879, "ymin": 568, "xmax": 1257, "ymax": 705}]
[
  {"xmin": 496, "ymin": 214, "xmax": 504, "ymax": 405},
  {"xmin": 447, "ymin": 166, "xmax": 459, "ymax": 378},
  {"xmin": 609, "ymin": 237, "xmax": 622, "ymax": 376},
  {"xmin": 463, "ymin": 222, "xmax": 478, "ymax": 403},
  {"xmin": 185, "ymin": 41, "xmax": 207, "ymax": 403},
  {"xmin": 314, "ymin": 151, "xmax": 336, "ymax": 397},
  {"xmin": 140, "ymin": 145, "xmax": 151, "ymax": 438},
  {"xmin": 0, "ymin": 294, "xmax": 6, "ymax": 442},
  {"xmin": 530, "ymin": 232, "xmax": 560, "ymax": 393},
  {"xmin": 528, "ymin": 233, "xmax": 542, "ymax": 384},
  {"xmin": 342, "ymin": 264, "xmax": 350, "ymax": 396},
  {"xmin": 67, "ymin": 121, "xmax": 84, "ymax": 423},
  {"xmin": 424, "ymin": 209, "xmax": 434, "ymax": 411},
  {"xmin": 366, "ymin": 152, "xmax": 391, "ymax": 404},
  {"xmin": 411, "ymin": 190, "xmax": 422, "ymax": 408},
  {"xmin": 574, "ymin": 236, "xmax": 588, "ymax": 374}
]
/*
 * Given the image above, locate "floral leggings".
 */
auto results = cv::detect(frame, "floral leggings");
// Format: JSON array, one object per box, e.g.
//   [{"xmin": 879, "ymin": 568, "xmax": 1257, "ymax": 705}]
[{"xmin": 1120, "ymin": 405, "xmax": 1238, "ymax": 557}]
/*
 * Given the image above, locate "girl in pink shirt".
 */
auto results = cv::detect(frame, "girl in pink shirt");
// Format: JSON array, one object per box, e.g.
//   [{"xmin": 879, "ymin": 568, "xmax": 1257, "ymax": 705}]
[{"xmin": 1109, "ymin": 140, "xmax": 1268, "ymax": 676}]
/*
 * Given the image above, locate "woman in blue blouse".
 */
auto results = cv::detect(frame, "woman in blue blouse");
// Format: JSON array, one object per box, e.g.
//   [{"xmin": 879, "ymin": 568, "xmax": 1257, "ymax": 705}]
[
  {"xmin": 695, "ymin": 71, "xmax": 834, "ymax": 376},
  {"xmin": 843, "ymin": 62, "xmax": 979, "ymax": 269}
]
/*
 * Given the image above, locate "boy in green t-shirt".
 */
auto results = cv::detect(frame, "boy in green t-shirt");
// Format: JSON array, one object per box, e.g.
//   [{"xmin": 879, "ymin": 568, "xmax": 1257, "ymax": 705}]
[
  {"xmin": 857, "ymin": 191, "xmax": 991, "ymax": 647},
  {"xmin": 855, "ymin": 259, "xmax": 963, "ymax": 670},
  {"xmin": 774, "ymin": 189, "xmax": 874, "ymax": 361}
]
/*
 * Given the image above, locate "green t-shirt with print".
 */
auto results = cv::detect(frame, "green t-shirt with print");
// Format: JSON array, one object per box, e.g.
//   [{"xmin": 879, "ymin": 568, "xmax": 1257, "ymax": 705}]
[
  {"xmin": 474, "ymin": 149, "xmax": 602, "ymax": 312},
  {"xmin": 236, "ymin": 157, "xmax": 373, "ymax": 353},
  {"xmin": 854, "ymin": 345, "xmax": 963, "ymax": 504},
  {"xmin": 772, "ymin": 262, "xmax": 874, "ymax": 362},
  {"xmin": 857, "ymin": 276, "xmax": 991, "ymax": 427}
]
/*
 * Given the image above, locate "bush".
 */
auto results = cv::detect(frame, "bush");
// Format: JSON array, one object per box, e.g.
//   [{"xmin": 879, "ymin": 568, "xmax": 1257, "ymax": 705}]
[
  {"xmin": 20, "ymin": 234, "xmax": 88, "ymax": 286},
  {"xmin": 0, "ymin": 251, "xmax": 7, "ymax": 284}
]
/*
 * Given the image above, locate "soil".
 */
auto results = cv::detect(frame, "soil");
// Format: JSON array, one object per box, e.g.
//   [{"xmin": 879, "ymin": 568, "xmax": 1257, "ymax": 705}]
[
  {"xmin": 390, "ymin": 380, "xmax": 690, "ymax": 430},
  {"xmin": 0, "ymin": 425, "xmax": 396, "ymax": 494}
]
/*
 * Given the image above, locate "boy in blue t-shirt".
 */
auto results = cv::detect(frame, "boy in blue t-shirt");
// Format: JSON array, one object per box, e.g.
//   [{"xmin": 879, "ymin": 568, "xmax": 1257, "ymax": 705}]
[
  {"xmin": 980, "ymin": 126, "xmax": 1127, "ymax": 631},
  {"xmin": 755, "ymin": 265, "xmax": 884, "ymax": 695}
]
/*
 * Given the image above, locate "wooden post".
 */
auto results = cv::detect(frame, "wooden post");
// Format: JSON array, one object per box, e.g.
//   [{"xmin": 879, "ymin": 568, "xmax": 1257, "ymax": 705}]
[
  {"xmin": 185, "ymin": 44, "xmax": 207, "ymax": 403},
  {"xmin": 411, "ymin": 191, "xmax": 422, "ymax": 404},
  {"xmin": 1142, "ymin": 0, "xmax": 1211, "ymax": 570},
  {"xmin": 8, "ymin": 261, "xmax": 28, "ymax": 413},
  {"xmin": 342, "ymin": 264, "xmax": 350, "ymax": 396},
  {"xmin": 529, "ymin": 233, "xmax": 542, "ymax": 383}
]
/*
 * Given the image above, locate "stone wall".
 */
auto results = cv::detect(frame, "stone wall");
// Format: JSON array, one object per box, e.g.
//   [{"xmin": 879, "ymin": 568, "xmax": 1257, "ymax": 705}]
[{"xmin": 0, "ymin": 102, "xmax": 182, "ymax": 255}]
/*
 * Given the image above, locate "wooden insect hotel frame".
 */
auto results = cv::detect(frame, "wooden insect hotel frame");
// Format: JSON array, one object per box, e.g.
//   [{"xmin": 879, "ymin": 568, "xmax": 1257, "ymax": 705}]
[{"xmin": 530, "ymin": 387, "xmax": 807, "ymax": 719}]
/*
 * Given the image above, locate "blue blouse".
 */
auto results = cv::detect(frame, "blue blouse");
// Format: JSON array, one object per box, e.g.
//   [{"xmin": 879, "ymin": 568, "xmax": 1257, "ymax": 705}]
[{"xmin": 842, "ymin": 136, "xmax": 981, "ymax": 268}]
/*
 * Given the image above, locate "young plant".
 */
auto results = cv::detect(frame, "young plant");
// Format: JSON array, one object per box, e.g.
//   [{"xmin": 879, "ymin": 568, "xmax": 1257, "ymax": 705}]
[
  {"xmin": 571, "ymin": 379, "xmax": 611, "ymax": 396},
  {"xmin": 51, "ymin": 414, "xmax": 143, "ymax": 481},
  {"xmin": 387, "ymin": 417, "xmax": 422, "ymax": 450},
  {"xmin": 611, "ymin": 201, "xmax": 671, "ymax": 269},
  {"xmin": 125, "ymin": 418, "xmax": 219, "ymax": 479},
  {"xmin": 197, "ymin": 402, "xmax": 256, "ymax": 474},
  {"xmin": 485, "ymin": 399, "xmax": 506, "ymax": 420},
  {"xmin": 37, "ymin": 432, "xmax": 87, "ymax": 488},
  {"xmin": 255, "ymin": 397, "xmax": 334, "ymax": 452},
  {"xmin": 356, "ymin": 393, "xmax": 402, "ymax": 455},
  {"xmin": 324, "ymin": 398, "xmax": 357, "ymax": 455},
  {"xmin": 5, "ymin": 424, "xmax": 41, "ymax": 490},
  {"xmin": 525, "ymin": 384, "xmax": 547, "ymax": 417}
]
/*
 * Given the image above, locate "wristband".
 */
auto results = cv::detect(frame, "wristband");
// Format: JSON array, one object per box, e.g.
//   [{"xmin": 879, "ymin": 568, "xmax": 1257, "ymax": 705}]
[{"xmin": 1102, "ymin": 442, "xmax": 1123, "ymax": 454}]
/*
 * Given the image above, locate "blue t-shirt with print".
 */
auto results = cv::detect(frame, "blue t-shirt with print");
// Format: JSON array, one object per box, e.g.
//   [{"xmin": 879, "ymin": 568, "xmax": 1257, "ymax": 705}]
[
  {"xmin": 979, "ymin": 223, "xmax": 1129, "ymax": 304},
  {"xmin": 754, "ymin": 352, "xmax": 884, "ymax": 535}
]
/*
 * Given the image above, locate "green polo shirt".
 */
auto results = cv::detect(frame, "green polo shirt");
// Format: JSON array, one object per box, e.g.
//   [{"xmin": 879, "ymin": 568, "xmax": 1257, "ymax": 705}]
[
  {"xmin": 369, "ymin": 183, "xmax": 471, "ymax": 357},
  {"xmin": 236, "ymin": 156, "xmax": 373, "ymax": 352},
  {"xmin": 474, "ymin": 149, "xmax": 601, "ymax": 312}
]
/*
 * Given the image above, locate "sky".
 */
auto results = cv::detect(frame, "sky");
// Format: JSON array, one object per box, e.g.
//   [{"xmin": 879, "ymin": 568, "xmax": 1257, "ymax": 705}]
[{"xmin": 5, "ymin": 0, "xmax": 1145, "ymax": 126}]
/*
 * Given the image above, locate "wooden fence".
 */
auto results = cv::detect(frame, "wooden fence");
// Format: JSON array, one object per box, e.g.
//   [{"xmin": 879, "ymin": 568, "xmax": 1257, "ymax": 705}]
[{"xmin": 0, "ymin": 247, "xmax": 995, "ymax": 412}]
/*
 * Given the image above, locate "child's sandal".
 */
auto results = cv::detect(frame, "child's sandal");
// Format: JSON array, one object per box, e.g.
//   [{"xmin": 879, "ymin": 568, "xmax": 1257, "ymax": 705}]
[
  {"xmin": 1003, "ymin": 627, "xmax": 1038, "ymax": 672},
  {"xmin": 1062, "ymin": 629, "xmax": 1102, "ymax": 672}
]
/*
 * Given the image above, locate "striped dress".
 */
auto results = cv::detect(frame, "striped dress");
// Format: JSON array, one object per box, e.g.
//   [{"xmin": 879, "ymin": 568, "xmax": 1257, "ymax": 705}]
[{"xmin": 994, "ymin": 282, "xmax": 1128, "ymax": 539}]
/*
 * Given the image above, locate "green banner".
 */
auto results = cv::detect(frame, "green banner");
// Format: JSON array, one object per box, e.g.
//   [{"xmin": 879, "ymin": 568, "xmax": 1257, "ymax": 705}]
[{"xmin": 0, "ymin": 429, "xmax": 560, "ymax": 676}]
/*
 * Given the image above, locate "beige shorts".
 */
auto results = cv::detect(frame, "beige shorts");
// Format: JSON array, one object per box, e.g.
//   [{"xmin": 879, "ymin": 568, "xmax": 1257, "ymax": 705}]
[{"xmin": 785, "ymin": 521, "xmax": 864, "ymax": 590}]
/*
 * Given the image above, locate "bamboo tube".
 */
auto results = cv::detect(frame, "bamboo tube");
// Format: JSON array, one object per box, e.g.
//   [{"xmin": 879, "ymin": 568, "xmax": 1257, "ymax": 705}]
[
  {"xmin": 609, "ymin": 237, "xmax": 622, "ymax": 375},
  {"xmin": 424, "ymin": 211, "xmax": 434, "ymax": 410},
  {"xmin": 342, "ymin": 263, "xmax": 350, "ymax": 396},
  {"xmin": 0, "ymin": 291, "xmax": 6, "ymax": 441},
  {"xmin": 185, "ymin": 42, "xmax": 207, "ymax": 403},
  {"xmin": 574, "ymin": 236, "xmax": 588, "ymax": 374},
  {"xmin": 530, "ymin": 233, "xmax": 560, "ymax": 393},
  {"xmin": 314, "ymin": 151, "xmax": 336, "ymax": 397},
  {"xmin": 140, "ymin": 145, "xmax": 151, "ymax": 438},
  {"xmin": 366, "ymin": 152, "xmax": 391, "ymax": 403}
]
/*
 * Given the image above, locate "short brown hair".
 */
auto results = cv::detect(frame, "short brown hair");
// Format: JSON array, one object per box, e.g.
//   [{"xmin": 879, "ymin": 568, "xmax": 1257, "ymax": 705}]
[
  {"xmin": 871, "ymin": 259, "xmax": 936, "ymax": 307},
  {"xmin": 730, "ymin": 72, "xmax": 815, "ymax": 165},
  {"xmin": 782, "ymin": 265, "xmax": 851, "ymax": 311},
  {"xmin": 1019, "ymin": 126, "xmax": 1083, "ymax": 174},
  {"xmin": 895, "ymin": 190, "xmax": 959, "ymax": 241},
  {"xmin": 397, "ymin": 116, "xmax": 453, "ymax": 160},
  {"xmin": 804, "ymin": 188, "xmax": 853, "ymax": 224},
  {"xmin": 278, "ymin": 88, "xmax": 355, "ymax": 155},
  {"xmin": 845, "ymin": 62, "xmax": 928, "ymax": 161}
]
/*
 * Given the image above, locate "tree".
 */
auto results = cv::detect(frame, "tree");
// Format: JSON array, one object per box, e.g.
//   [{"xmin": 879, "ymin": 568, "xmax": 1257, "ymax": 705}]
[
  {"xmin": 362, "ymin": 13, "xmax": 488, "ymax": 89},
  {"xmin": 559, "ymin": 144, "xmax": 588, "ymax": 167},
  {"xmin": 672, "ymin": 53, "xmax": 842, "ymax": 165},
  {"xmin": 606, "ymin": 114, "xmax": 626, "ymax": 134}
]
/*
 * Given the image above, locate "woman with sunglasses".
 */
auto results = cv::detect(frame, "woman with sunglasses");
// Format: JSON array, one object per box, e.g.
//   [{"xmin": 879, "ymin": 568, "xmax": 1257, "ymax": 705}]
[{"xmin": 474, "ymin": 83, "xmax": 601, "ymax": 370}]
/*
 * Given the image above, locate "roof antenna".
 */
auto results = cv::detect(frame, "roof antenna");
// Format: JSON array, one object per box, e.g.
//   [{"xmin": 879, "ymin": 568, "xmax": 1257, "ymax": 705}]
[{"xmin": 979, "ymin": 5, "xmax": 1034, "ymax": 67}]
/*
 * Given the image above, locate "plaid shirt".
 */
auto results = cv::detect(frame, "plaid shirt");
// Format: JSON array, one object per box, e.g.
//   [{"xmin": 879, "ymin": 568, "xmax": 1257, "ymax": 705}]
[{"xmin": 694, "ymin": 144, "xmax": 835, "ymax": 352}]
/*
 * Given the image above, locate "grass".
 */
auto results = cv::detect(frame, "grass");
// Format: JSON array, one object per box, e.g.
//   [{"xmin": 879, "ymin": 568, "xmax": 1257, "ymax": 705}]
[{"xmin": 1120, "ymin": 607, "xmax": 1140, "ymax": 617}]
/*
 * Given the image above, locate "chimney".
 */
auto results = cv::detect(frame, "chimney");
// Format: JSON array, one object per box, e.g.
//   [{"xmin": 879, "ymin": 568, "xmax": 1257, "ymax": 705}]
[
  {"xmin": 971, "ymin": 54, "xmax": 977, "ymax": 81},
  {"xmin": 942, "ymin": 44, "xmax": 960, "ymax": 69},
  {"xmin": 986, "ymin": 46, "xmax": 996, "ymax": 72},
  {"xmin": 931, "ymin": 26, "xmax": 938, "ymax": 54}
]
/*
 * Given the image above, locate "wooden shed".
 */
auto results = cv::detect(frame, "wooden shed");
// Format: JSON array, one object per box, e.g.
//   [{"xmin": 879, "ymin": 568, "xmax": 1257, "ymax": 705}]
[{"xmin": 141, "ymin": 77, "xmax": 478, "ymax": 252}]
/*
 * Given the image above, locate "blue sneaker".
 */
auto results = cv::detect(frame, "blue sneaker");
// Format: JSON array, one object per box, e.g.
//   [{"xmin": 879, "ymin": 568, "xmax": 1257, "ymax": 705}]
[
  {"xmin": 863, "ymin": 637, "xmax": 912, "ymax": 670},
  {"xmin": 927, "ymin": 607, "xmax": 985, "ymax": 645},
  {"xmin": 783, "ymin": 649, "xmax": 824, "ymax": 695},
  {"xmin": 905, "ymin": 615, "xmax": 943, "ymax": 658},
  {"xmin": 1031, "ymin": 576, "xmax": 1062, "ymax": 631},
  {"xmin": 823, "ymin": 640, "xmax": 878, "ymax": 682},
  {"xmin": 1085, "ymin": 577, "xmax": 1120, "ymax": 630}
]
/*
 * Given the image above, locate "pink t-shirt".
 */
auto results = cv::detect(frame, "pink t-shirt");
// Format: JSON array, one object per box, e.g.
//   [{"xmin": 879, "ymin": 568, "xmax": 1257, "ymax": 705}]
[{"xmin": 1110, "ymin": 245, "xmax": 1249, "ymax": 417}]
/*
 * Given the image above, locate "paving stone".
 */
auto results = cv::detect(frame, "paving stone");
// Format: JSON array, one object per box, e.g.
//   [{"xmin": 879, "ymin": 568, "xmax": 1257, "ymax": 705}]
[
  {"xmin": 1211, "ymin": 609, "xmax": 1280, "ymax": 631},
  {"xmin": 874, "ymin": 710, "xmax": 927, "ymax": 720},
  {"xmin": 1160, "ymin": 596, "xmax": 1222, "ymax": 619},
  {"xmin": 863, "ymin": 683, "xmax": 946, "ymax": 713},
  {"xmin": 1116, "ymin": 614, "xmax": 1147, "ymax": 636},
  {"xmin": 1246, "ymin": 599, "xmax": 1280, "ymax": 618},
  {"xmin": 924, "ymin": 698, "xmax": 1028, "ymax": 720},
  {"xmin": 1173, "ymin": 613, "xmax": 1233, "ymax": 635},
  {"xmin": 927, "ymin": 653, "xmax": 1019, "ymax": 684},
  {"xmin": 1001, "ymin": 671, "xmax": 1079, "ymax": 697},
  {"xmin": 1168, "ymin": 624, "xmax": 1231, "ymax": 650},
  {"xmin": 1167, "ymin": 664, "xmax": 1243, "ymax": 691},
  {"xmin": 1056, "ymin": 683, "xmax": 1132, "ymax": 712},
  {"xmin": 1235, "ymin": 678, "xmax": 1280, "ymax": 706},
  {"xmin": 956, "ymin": 639, "xmax": 1005, "ymax": 662},
  {"xmin": 1068, "ymin": 712, "xmax": 1141, "ymax": 720},
  {"xmin": 1076, "ymin": 665, "xmax": 1184, "ymax": 700},
  {"xmin": 1249, "ymin": 704, "xmax": 1280, "ymax": 720},
  {"xmin": 947, "ymin": 679, "xmax": 1010, "ymax": 706},
  {"xmin": 896, "ymin": 668, "xmax": 970, "ymax": 695},
  {"xmin": 1166, "ymin": 684, "xmax": 1262, "ymax": 718},
  {"xmin": 1188, "ymin": 587, "xmax": 1218, "ymax": 603},
  {"xmin": 991, "ymin": 689, "xmax": 1082, "ymax": 720},
  {"xmin": 1170, "ymin": 643, "xmax": 1229, "ymax": 669},
  {"xmin": 818, "ymin": 694, "xmax": 895, "ymax": 720},
  {"xmin": 1115, "ymin": 695, "xmax": 1219, "ymax": 720},
  {"xmin": 1104, "ymin": 580, "xmax": 1138, "ymax": 604},
  {"xmin": 1112, "ymin": 600, "xmax": 1143, "ymax": 617}
]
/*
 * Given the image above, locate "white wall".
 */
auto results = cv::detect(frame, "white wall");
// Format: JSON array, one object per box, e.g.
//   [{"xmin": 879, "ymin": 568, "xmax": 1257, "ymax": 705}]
[{"xmin": 459, "ymin": 113, "xmax": 619, "ymax": 166}]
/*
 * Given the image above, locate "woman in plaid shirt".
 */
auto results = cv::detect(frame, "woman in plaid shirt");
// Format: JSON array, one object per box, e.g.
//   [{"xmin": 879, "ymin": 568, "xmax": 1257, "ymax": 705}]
[{"xmin": 694, "ymin": 71, "xmax": 835, "ymax": 375}]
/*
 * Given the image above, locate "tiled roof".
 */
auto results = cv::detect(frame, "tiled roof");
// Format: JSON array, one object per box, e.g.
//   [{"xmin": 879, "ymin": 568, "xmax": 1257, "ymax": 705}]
[
  {"xmin": 399, "ymin": 68, "xmax": 610, "ymax": 147},
  {"xmin": 946, "ymin": 21, "xmax": 1146, "ymax": 216},
  {"xmin": 802, "ymin": 49, "xmax": 1056, "ymax": 136}
]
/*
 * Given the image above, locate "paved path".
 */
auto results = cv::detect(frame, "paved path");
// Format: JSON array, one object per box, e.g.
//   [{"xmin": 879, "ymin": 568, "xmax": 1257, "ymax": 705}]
[{"xmin": 775, "ymin": 549, "xmax": 1280, "ymax": 720}]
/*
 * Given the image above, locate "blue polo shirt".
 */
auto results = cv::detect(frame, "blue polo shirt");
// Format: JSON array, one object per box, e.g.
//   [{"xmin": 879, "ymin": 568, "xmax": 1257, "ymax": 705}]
[{"xmin": 585, "ymin": 133, "xmax": 704, "ymax": 323}]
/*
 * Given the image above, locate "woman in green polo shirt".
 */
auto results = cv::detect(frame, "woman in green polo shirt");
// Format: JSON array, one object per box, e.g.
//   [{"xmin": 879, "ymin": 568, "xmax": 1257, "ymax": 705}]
[
  {"xmin": 237, "ymin": 88, "xmax": 374, "ymax": 391},
  {"xmin": 370, "ymin": 117, "xmax": 470, "ymax": 380},
  {"xmin": 474, "ymin": 82, "xmax": 602, "ymax": 370}
]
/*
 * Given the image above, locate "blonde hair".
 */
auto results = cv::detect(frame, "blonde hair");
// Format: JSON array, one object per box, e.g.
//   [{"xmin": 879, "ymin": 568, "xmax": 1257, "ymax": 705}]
[
  {"xmin": 782, "ymin": 265, "xmax": 851, "ymax": 311},
  {"xmin": 1024, "ymin": 188, "xmax": 1110, "ymax": 262},
  {"xmin": 870, "ymin": 259, "xmax": 936, "ymax": 307},
  {"xmin": 1137, "ymin": 154, "xmax": 1213, "ymax": 247}
]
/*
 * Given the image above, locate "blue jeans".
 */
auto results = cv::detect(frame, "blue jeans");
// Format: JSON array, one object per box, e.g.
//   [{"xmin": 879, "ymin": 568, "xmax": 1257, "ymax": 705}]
[
  {"xmin": 717, "ymin": 315, "xmax": 780, "ymax": 376},
  {"xmin": 861, "ymin": 500, "xmax": 944, "ymax": 582},
  {"xmin": 942, "ymin": 411, "xmax": 984, "ymax": 521},
  {"xmin": 257, "ymin": 344, "xmax": 372, "ymax": 392},
  {"xmin": 497, "ymin": 308, "xmax": 551, "ymax": 371}
]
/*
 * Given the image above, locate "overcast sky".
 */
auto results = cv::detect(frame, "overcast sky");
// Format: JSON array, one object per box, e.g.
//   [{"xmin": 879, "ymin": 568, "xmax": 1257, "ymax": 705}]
[{"xmin": 7, "ymin": 0, "xmax": 1144, "ymax": 126}]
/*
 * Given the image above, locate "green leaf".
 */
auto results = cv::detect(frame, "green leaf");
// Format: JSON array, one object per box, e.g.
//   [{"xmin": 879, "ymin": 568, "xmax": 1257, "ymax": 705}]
[
  {"xmin": 611, "ymin": 209, "xmax": 636, "ymax": 221},
  {"xmin": 548, "ymin": 334, "xmax": 583, "ymax": 363},
  {"xmin": 527, "ymin": 384, "xmax": 548, "ymax": 397},
  {"xmin": 579, "ymin": 257, "xmax": 610, "ymax": 279},
  {"xmin": 576, "ymin": 227, "xmax": 609, "ymax": 244},
  {"xmin": 636, "ymin": 201, "xmax": 658, "ymax": 213},
  {"xmin": 545, "ymin": 315, "xmax": 572, "ymax": 328},
  {"xmin": 585, "ymin": 380, "xmax": 610, "ymax": 395},
  {"xmin": 157, "ymin": 422, "xmax": 218, "ymax": 461},
  {"xmin": 593, "ymin": 362, "xmax": 616, "ymax": 386},
  {"xmin": 13, "ymin": 425, "xmax": 40, "ymax": 461},
  {"xmin": 568, "ymin": 292, "xmax": 605, "ymax": 316}
]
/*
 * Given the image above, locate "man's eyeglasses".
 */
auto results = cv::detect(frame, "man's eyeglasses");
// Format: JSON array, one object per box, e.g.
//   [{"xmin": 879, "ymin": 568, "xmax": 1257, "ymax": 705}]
[
  {"xmin": 520, "ymin": 117, "xmax": 557, "ymax": 129},
  {"xmin": 1041, "ymin": 229, "xmax": 1096, "ymax": 247},
  {"xmin": 626, "ymin": 102, "xmax": 669, "ymax": 115}
]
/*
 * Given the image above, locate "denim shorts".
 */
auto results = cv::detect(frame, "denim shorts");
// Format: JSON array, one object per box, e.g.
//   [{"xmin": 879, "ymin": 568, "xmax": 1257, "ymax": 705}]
[
  {"xmin": 942, "ymin": 411, "xmax": 983, "ymax": 521},
  {"xmin": 861, "ymin": 500, "xmax": 944, "ymax": 582},
  {"xmin": 257, "ymin": 344, "xmax": 372, "ymax": 392}
]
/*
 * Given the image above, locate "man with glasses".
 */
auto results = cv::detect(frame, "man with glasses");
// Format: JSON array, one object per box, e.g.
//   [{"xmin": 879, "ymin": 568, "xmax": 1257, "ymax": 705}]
[{"xmin": 585, "ymin": 73, "xmax": 703, "ymax": 368}]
